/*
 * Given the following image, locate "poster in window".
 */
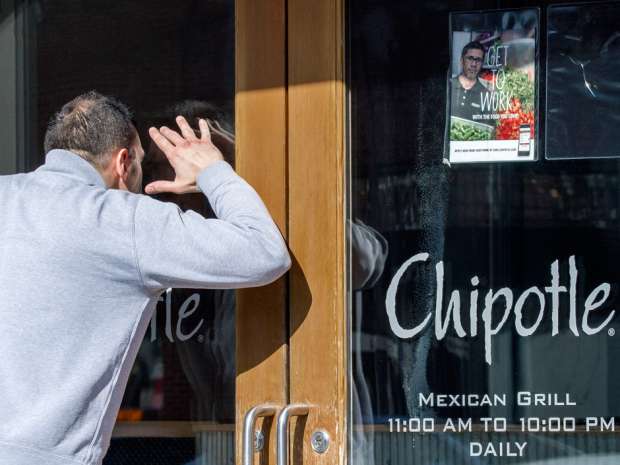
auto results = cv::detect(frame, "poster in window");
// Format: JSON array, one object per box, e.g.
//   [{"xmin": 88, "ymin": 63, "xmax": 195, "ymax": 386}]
[
  {"xmin": 546, "ymin": 2, "xmax": 620, "ymax": 160},
  {"xmin": 448, "ymin": 9, "xmax": 539, "ymax": 163}
]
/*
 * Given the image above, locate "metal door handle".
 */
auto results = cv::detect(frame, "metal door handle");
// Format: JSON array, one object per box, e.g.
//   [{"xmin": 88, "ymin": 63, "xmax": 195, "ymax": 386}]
[
  {"xmin": 243, "ymin": 404, "xmax": 278, "ymax": 465},
  {"xmin": 276, "ymin": 404, "xmax": 310, "ymax": 465}
]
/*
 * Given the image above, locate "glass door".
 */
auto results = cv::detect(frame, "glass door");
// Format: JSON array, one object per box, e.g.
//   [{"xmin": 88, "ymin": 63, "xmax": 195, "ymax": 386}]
[{"xmin": 0, "ymin": 1, "xmax": 288, "ymax": 464}]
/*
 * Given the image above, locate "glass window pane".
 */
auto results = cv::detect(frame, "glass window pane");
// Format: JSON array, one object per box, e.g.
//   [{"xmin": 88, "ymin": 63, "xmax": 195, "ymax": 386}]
[
  {"xmin": 348, "ymin": 1, "xmax": 620, "ymax": 464},
  {"xmin": 4, "ymin": 1, "xmax": 235, "ymax": 463}
]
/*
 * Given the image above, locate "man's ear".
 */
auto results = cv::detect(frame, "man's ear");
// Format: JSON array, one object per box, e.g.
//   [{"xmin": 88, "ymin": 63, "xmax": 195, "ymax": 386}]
[{"xmin": 112, "ymin": 147, "xmax": 131, "ymax": 179}]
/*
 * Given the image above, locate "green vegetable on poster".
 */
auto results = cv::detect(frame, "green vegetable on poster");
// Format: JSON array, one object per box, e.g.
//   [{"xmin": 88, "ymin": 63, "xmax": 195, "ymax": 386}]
[
  {"xmin": 450, "ymin": 120, "xmax": 494, "ymax": 141},
  {"xmin": 501, "ymin": 69, "xmax": 534, "ymax": 111}
]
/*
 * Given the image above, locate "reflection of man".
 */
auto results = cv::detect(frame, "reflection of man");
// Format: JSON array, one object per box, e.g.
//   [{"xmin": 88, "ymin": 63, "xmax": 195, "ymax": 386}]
[
  {"xmin": 0, "ymin": 92, "xmax": 290, "ymax": 465},
  {"xmin": 451, "ymin": 41, "xmax": 489, "ymax": 121},
  {"xmin": 349, "ymin": 219, "xmax": 388, "ymax": 465},
  {"xmin": 141, "ymin": 101, "xmax": 237, "ymax": 423}
]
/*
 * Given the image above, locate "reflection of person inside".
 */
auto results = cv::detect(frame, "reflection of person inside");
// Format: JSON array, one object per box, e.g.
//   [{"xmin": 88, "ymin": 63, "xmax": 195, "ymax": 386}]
[
  {"xmin": 140, "ymin": 101, "xmax": 237, "ymax": 424},
  {"xmin": 450, "ymin": 41, "xmax": 490, "ymax": 121},
  {"xmin": 350, "ymin": 220, "xmax": 388, "ymax": 465}
]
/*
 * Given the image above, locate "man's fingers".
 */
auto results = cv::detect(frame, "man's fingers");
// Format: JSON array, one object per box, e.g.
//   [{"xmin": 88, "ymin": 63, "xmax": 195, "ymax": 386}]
[
  {"xmin": 145, "ymin": 180, "xmax": 201, "ymax": 195},
  {"xmin": 159, "ymin": 126, "xmax": 186, "ymax": 146},
  {"xmin": 149, "ymin": 127, "xmax": 176, "ymax": 157},
  {"xmin": 176, "ymin": 115, "xmax": 198, "ymax": 140},
  {"xmin": 198, "ymin": 118, "xmax": 212, "ymax": 141},
  {"xmin": 144, "ymin": 180, "xmax": 181, "ymax": 195}
]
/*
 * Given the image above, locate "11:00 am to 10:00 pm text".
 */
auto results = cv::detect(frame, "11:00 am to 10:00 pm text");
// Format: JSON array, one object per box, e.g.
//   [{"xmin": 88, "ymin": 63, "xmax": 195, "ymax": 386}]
[
  {"xmin": 387, "ymin": 416, "xmax": 615, "ymax": 457},
  {"xmin": 387, "ymin": 416, "xmax": 615, "ymax": 433}
]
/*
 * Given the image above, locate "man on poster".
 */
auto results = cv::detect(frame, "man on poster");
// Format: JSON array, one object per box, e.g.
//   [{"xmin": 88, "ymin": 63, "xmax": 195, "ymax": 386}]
[{"xmin": 450, "ymin": 41, "xmax": 490, "ymax": 122}]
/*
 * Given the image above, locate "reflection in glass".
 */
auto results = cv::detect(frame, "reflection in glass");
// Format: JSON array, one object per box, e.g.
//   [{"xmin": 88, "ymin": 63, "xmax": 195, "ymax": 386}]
[
  {"xmin": 138, "ymin": 100, "xmax": 236, "ymax": 424},
  {"xmin": 348, "ymin": 1, "xmax": 620, "ymax": 464}
]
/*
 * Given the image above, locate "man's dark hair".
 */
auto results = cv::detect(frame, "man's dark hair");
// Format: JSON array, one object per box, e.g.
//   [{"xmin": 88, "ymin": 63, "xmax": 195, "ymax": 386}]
[
  {"xmin": 461, "ymin": 41, "xmax": 485, "ymax": 58},
  {"xmin": 44, "ymin": 91, "xmax": 135, "ymax": 167}
]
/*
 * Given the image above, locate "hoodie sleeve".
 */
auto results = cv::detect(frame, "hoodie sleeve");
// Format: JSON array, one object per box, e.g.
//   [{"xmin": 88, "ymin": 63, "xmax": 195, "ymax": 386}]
[{"xmin": 133, "ymin": 160, "xmax": 291, "ymax": 293}]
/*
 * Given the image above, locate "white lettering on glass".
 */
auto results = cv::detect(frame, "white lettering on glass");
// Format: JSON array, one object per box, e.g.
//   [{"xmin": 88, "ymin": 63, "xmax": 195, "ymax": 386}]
[
  {"xmin": 150, "ymin": 289, "xmax": 205, "ymax": 342},
  {"xmin": 385, "ymin": 254, "xmax": 616, "ymax": 365}
]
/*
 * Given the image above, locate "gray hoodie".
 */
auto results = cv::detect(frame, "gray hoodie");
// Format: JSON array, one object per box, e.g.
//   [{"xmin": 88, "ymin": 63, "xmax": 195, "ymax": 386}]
[{"xmin": 0, "ymin": 150, "xmax": 290, "ymax": 465}]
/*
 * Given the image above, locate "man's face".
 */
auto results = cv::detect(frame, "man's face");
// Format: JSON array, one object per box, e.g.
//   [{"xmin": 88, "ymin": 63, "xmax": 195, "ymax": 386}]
[
  {"xmin": 461, "ymin": 48, "xmax": 484, "ymax": 80},
  {"xmin": 125, "ymin": 133, "xmax": 145, "ymax": 194}
]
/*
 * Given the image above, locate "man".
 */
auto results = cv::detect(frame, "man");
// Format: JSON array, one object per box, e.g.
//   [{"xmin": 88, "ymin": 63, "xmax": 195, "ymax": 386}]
[
  {"xmin": 0, "ymin": 91, "xmax": 290, "ymax": 465},
  {"xmin": 450, "ymin": 41, "xmax": 490, "ymax": 121}
]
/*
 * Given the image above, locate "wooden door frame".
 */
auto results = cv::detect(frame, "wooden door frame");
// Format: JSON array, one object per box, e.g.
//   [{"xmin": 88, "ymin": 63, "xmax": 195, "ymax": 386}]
[
  {"xmin": 236, "ymin": 0, "xmax": 288, "ymax": 464},
  {"xmin": 288, "ymin": 1, "xmax": 347, "ymax": 465},
  {"xmin": 236, "ymin": 0, "xmax": 347, "ymax": 464}
]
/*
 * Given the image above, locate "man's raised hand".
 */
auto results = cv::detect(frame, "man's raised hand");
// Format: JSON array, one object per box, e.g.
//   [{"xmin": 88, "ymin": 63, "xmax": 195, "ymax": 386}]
[{"xmin": 146, "ymin": 116, "xmax": 224, "ymax": 195}]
